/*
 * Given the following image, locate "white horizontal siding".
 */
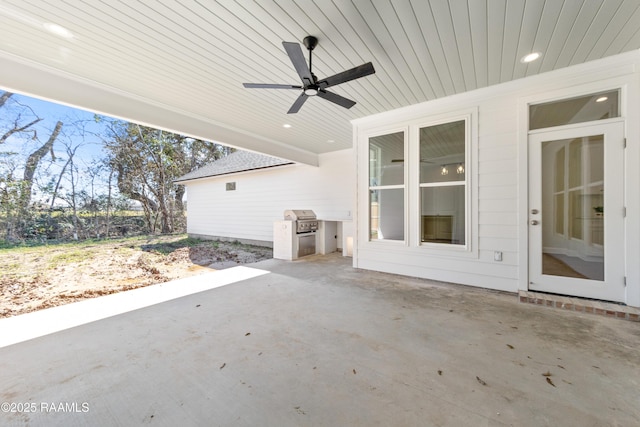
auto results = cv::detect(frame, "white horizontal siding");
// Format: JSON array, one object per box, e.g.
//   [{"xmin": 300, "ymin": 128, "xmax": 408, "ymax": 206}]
[
  {"xmin": 353, "ymin": 52, "xmax": 640, "ymax": 296},
  {"xmin": 184, "ymin": 150, "xmax": 354, "ymax": 243}
]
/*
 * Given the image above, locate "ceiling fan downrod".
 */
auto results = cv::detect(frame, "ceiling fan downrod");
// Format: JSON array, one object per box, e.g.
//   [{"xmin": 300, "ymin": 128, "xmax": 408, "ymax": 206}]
[{"xmin": 303, "ymin": 36, "xmax": 319, "ymax": 95}]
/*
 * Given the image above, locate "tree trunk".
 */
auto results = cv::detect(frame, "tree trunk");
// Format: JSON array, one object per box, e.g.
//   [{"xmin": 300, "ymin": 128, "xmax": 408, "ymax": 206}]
[
  {"xmin": 0, "ymin": 92, "xmax": 12, "ymax": 109},
  {"xmin": 106, "ymin": 168, "xmax": 113, "ymax": 238},
  {"xmin": 18, "ymin": 121, "xmax": 62, "ymax": 230}
]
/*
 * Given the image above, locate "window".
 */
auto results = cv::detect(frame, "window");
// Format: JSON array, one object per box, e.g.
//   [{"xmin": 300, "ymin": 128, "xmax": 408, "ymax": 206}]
[
  {"xmin": 545, "ymin": 136, "xmax": 604, "ymax": 246},
  {"xmin": 368, "ymin": 131, "xmax": 404, "ymax": 241},
  {"xmin": 362, "ymin": 109, "xmax": 474, "ymax": 252},
  {"xmin": 529, "ymin": 90, "xmax": 619, "ymax": 130},
  {"xmin": 419, "ymin": 120, "xmax": 466, "ymax": 245}
]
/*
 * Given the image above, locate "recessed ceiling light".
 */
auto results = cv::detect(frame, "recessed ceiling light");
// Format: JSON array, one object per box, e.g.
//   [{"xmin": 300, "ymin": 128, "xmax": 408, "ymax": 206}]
[
  {"xmin": 283, "ymin": 124, "xmax": 292, "ymax": 128},
  {"xmin": 327, "ymin": 139, "xmax": 335, "ymax": 144},
  {"xmin": 595, "ymin": 96, "xmax": 608, "ymax": 103},
  {"xmin": 43, "ymin": 22, "xmax": 73, "ymax": 39},
  {"xmin": 521, "ymin": 52, "xmax": 541, "ymax": 63}
]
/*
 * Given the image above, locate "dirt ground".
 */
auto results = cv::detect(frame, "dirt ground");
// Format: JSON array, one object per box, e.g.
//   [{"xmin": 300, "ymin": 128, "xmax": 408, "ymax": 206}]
[{"xmin": 0, "ymin": 235, "xmax": 272, "ymax": 318}]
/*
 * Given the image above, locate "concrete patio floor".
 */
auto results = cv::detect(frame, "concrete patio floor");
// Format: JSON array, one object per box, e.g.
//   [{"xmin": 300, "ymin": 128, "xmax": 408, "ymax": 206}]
[{"xmin": 1, "ymin": 253, "xmax": 639, "ymax": 426}]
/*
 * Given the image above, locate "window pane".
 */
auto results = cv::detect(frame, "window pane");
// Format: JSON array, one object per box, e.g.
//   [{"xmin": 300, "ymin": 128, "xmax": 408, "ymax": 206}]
[
  {"xmin": 529, "ymin": 90, "xmax": 619, "ymax": 130},
  {"xmin": 569, "ymin": 139, "xmax": 582, "ymax": 189},
  {"xmin": 369, "ymin": 132, "xmax": 404, "ymax": 186},
  {"xmin": 420, "ymin": 186, "xmax": 465, "ymax": 245},
  {"xmin": 588, "ymin": 136, "xmax": 604, "ymax": 183},
  {"xmin": 554, "ymin": 147, "xmax": 565, "ymax": 192},
  {"xmin": 370, "ymin": 189, "xmax": 404, "ymax": 241},
  {"xmin": 420, "ymin": 120, "xmax": 465, "ymax": 183},
  {"xmin": 542, "ymin": 136, "xmax": 604, "ymax": 280},
  {"xmin": 554, "ymin": 193, "xmax": 564, "ymax": 235},
  {"xmin": 569, "ymin": 189, "xmax": 584, "ymax": 240}
]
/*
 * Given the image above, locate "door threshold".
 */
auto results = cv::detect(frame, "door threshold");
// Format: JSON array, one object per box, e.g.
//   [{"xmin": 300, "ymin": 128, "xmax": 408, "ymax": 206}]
[{"xmin": 518, "ymin": 290, "xmax": 639, "ymax": 322}]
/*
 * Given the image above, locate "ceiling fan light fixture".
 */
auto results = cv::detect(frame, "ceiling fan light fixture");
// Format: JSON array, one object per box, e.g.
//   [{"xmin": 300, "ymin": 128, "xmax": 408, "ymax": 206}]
[{"xmin": 304, "ymin": 87, "xmax": 318, "ymax": 96}]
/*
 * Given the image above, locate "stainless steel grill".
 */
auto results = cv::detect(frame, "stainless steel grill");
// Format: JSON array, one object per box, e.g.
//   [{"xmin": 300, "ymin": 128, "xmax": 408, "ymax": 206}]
[{"xmin": 284, "ymin": 209, "xmax": 318, "ymax": 234}]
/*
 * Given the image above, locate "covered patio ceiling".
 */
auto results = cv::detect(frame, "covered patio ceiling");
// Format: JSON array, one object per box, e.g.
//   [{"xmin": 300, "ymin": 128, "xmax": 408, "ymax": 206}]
[{"xmin": 1, "ymin": 1, "xmax": 639, "ymax": 165}]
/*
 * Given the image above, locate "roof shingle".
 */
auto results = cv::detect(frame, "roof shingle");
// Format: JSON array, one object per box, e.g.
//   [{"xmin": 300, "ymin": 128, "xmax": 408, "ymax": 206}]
[{"xmin": 175, "ymin": 150, "xmax": 294, "ymax": 183}]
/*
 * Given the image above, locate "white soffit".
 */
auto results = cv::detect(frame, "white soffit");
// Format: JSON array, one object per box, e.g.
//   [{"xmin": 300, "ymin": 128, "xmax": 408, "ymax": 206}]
[{"xmin": 0, "ymin": 1, "xmax": 639, "ymax": 163}]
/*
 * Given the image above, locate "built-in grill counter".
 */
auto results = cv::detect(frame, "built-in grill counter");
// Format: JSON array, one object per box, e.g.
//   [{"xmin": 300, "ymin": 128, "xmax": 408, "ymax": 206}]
[
  {"xmin": 274, "ymin": 209, "xmax": 350, "ymax": 260},
  {"xmin": 273, "ymin": 210, "xmax": 317, "ymax": 260}
]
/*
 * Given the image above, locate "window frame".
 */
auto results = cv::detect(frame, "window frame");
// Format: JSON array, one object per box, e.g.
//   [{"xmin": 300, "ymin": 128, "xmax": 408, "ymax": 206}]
[
  {"xmin": 359, "ymin": 107, "xmax": 477, "ymax": 258},
  {"xmin": 366, "ymin": 129, "xmax": 408, "ymax": 243},
  {"xmin": 412, "ymin": 114, "xmax": 473, "ymax": 252}
]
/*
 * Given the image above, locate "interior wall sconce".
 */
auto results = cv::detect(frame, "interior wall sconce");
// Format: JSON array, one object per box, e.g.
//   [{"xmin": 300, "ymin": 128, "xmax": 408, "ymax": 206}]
[
  {"xmin": 440, "ymin": 166, "xmax": 449, "ymax": 175},
  {"xmin": 456, "ymin": 164, "xmax": 465, "ymax": 174}
]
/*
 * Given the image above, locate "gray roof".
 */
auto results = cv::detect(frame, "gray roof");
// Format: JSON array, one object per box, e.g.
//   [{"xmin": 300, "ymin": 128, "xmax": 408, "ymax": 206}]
[{"xmin": 175, "ymin": 150, "xmax": 294, "ymax": 183}]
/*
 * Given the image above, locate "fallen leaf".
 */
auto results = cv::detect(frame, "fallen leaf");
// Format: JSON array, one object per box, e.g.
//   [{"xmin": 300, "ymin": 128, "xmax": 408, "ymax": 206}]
[
  {"xmin": 195, "ymin": 304, "xmax": 201, "ymax": 308},
  {"xmin": 476, "ymin": 376, "xmax": 487, "ymax": 386},
  {"xmin": 506, "ymin": 344, "xmax": 514, "ymax": 349},
  {"xmin": 220, "ymin": 363, "xmax": 226, "ymax": 370},
  {"xmin": 546, "ymin": 377, "xmax": 556, "ymax": 387},
  {"xmin": 245, "ymin": 332, "xmax": 251, "ymax": 336},
  {"xmin": 438, "ymin": 370, "xmax": 443, "ymax": 376},
  {"xmin": 557, "ymin": 365, "xmax": 565, "ymax": 370},
  {"xmin": 353, "ymin": 369, "xmax": 357, "ymax": 374},
  {"xmin": 542, "ymin": 371, "xmax": 552, "ymax": 377}
]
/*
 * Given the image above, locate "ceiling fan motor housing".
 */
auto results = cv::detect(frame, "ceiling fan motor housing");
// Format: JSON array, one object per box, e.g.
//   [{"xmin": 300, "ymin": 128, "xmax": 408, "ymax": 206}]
[{"xmin": 303, "ymin": 36, "xmax": 318, "ymax": 51}]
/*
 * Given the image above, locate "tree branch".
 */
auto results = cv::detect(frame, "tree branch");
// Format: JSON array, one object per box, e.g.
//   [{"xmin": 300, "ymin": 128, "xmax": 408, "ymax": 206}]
[{"xmin": 0, "ymin": 117, "xmax": 43, "ymax": 144}]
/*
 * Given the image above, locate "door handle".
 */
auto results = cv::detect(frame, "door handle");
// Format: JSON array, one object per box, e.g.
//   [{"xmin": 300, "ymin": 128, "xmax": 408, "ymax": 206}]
[
  {"xmin": 530, "ymin": 220, "xmax": 540, "ymax": 225},
  {"xmin": 531, "ymin": 209, "xmax": 539, "ymax": 214}
]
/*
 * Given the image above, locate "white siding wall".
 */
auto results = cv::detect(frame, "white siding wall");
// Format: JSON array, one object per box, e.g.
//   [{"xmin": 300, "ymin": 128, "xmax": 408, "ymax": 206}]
[
  {"xmin": 183, "ymin": 150, "xmax": 354, "ymax": 244},
  {"xmin": 353, "ymin": 51, "xmax": 640, "ymax": 303}
]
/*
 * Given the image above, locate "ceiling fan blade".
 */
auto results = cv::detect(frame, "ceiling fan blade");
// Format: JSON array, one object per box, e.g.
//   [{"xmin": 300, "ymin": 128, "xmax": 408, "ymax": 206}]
[
  {"xmin": 318, "ymin": 62, "xmax": 375, "ymax": 88},
  {"xmin": 282, "ymin": 41, "xmax": 313, "ymax": 85},
  {"xmin": 317, "ymin": 90, "xmax": 356, "ymax": 109},
  {"xmin": 287, "ymin": 93, "xmax": 308, "ymax": 114},
  {"xmin": 243, "ymin": 83, "xmax": 302, "ymax": 89}
]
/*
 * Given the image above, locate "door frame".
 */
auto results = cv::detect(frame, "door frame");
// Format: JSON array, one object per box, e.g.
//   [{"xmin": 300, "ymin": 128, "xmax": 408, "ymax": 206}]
[{"xmin": 527, "ymin": 119, "xmax": 626, "ymax": 302}]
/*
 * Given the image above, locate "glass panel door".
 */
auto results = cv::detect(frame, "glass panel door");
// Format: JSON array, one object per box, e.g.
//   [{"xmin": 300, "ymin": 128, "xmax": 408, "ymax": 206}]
[
  {"xmin": 528, "ymin": 122, "xmax": 625, "ymax": 302},
  {"xmin": 541, "ymin": 136, "xmax": 604, "ymax": 280}
]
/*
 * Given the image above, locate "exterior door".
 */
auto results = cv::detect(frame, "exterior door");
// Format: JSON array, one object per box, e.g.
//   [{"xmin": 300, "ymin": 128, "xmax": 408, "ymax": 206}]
[{"xmin": 528, "ymin": 121, "xmax": 625, "ymax": 302}]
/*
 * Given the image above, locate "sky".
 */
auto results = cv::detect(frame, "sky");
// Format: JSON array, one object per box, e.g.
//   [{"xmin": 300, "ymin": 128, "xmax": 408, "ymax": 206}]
[{"xmin": 1, "ymin": 90, "xmax": 114, "ymax": 205}]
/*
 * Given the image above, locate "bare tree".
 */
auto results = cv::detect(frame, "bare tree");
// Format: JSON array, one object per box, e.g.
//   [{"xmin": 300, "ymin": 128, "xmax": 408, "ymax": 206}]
[
  {"xmin": 19, "ymin": 121, "xmax": 62, "ymax": 216},
  {"xmin": 0, "ymin": 92, "xmax": 43, "ymax": 144},
  {"xmin": 0, "ymin": 92, "xmax": 11, "ymax": 109}
]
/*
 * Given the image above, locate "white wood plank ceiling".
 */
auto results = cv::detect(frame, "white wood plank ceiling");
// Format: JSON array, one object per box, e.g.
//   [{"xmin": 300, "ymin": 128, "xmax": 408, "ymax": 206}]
[{"xmin": 0, "ymin": 0, "xmax": 639, "ymax": 163}]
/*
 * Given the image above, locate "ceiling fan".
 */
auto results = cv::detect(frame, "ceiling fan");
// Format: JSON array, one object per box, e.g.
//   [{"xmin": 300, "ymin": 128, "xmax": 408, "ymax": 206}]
[{"xmin": 243, "ymin": 36, "xmax": 375, "ymax": 114}]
